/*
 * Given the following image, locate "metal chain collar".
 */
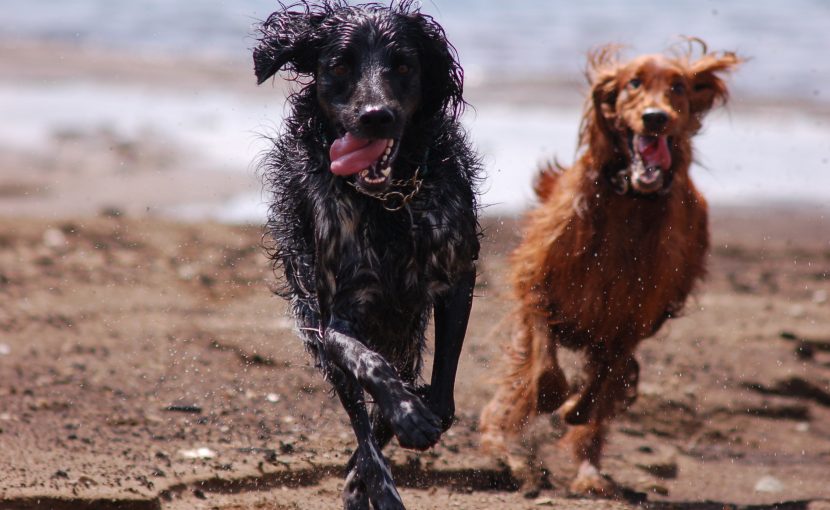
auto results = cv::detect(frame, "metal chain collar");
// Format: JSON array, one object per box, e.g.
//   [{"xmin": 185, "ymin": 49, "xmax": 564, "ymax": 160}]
[{"xmin": 347, "ymin": 168, "xmax": 423, "ymax": 212}]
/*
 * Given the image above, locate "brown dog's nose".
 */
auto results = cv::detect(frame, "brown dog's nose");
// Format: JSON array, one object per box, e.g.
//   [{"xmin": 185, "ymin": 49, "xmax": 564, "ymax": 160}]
[
  {"xmin": 359, "ymin": 106, "xmax": 395, "ymax": 128},
  {"xmin": 642, "ymin": 108, "xmax": 669, "ymax": 132}
]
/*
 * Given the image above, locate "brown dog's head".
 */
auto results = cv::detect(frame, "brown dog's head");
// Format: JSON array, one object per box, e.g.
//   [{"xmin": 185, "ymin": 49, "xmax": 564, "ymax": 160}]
[{"xmin": 582, "ymin": 40, "xmax": 741, "ymax": 195}]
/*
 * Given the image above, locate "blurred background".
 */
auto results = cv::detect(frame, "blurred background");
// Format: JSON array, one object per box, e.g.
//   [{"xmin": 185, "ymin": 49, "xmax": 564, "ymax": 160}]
[{"xmin": 2, "ymin": 0, "xmax": 829, "ymax": 221}]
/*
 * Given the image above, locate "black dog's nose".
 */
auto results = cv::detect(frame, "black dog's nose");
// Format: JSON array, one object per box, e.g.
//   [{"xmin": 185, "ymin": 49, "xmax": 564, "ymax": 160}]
[
  {"xmin": 642, "ymin": 108, "xmax": 669, "ymax": 131},
  {"xmin": 359, "ymin": 106, "xmax": 395, "ymax": 128}
]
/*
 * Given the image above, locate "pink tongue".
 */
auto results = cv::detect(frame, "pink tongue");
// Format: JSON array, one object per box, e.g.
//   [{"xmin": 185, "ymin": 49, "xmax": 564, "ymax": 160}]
[
  {"xmin": 636, "ymin": 136, "xmax": 672, "ymax": 169},
  {"xmin": 329, "ymin": 133, "xmax": 388, "ymax": 176}
]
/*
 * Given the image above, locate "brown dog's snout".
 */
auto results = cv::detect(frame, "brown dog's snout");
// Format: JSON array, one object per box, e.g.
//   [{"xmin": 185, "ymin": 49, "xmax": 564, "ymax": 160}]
[
  {"xmin": 642, "ymin": 107, "xmax": 669, "ymax": 132},
  {"xmin": 359, "ymin": 106, "xmax": 396, "ymax": 129}
]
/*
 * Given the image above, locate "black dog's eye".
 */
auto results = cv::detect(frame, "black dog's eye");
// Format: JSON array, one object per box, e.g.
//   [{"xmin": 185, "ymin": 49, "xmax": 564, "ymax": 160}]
[
  {"xmin": 671, "ymin": 81, "xmax": 686, "ymax": 95},
  {"xmin": 397, "ymin": 64, "xmax": 410, "ymax": 75},
  {"xmin": 628, "ymin": 77, "xmax": 641, "ymax": 89},
  {"xmin": 331, "ymin": 64, "xmax": 350, "ymax": 77}
]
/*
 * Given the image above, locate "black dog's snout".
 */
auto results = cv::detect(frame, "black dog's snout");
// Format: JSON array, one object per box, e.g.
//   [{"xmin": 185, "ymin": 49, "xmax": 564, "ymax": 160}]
[
  {"xmin": 359, "ymin": 106, "xmax": 395, "ymax": 128},
  {"xmin": 642, "ymin": 108, "xmax": 669, "ymax": 131}
]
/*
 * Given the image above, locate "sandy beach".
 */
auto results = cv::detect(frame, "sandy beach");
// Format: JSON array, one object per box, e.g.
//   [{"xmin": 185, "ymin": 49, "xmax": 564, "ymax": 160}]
[{"xmin": 1, "ymin": 41, "xmax": 830, "ymax": 510}]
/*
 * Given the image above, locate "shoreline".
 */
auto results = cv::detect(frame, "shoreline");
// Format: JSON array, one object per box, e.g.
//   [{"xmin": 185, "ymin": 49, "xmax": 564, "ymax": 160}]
[{"xmin": 2, "ymin": 39, "xmax": 829, "ymax": 224}]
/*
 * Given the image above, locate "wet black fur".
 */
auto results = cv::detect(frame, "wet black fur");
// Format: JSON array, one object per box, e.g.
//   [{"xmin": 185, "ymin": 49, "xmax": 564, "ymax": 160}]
[{"xmin": 254, "ymin": 2, "xmax": 480, "ymax": 508}]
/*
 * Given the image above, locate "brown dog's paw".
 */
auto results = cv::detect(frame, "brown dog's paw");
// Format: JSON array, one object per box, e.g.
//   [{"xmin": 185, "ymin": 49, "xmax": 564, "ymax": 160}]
[
  {"xmin": 479, "ymin": 429, "xmax": 508, "ymax": 457},
  {"xmin": 558, "ymin": 394, "xmax": 590, "ymax": 425},
  {"xmin": 569, "ymin": 461, "xmax": 619, "ymax": 498}
]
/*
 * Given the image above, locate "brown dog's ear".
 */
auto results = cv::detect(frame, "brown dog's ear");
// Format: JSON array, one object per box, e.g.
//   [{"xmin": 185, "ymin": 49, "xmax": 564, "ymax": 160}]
[
  {"xmin": 586, "ymin": 45, "xmax": 621, "ymax": 137},
  {"xmin": 688, "ymin": 51, "xmax": 741, "ymax": 115},
  {"xmin": 591, "ymin": 72, "xmax": 619, "ymax": 134}
]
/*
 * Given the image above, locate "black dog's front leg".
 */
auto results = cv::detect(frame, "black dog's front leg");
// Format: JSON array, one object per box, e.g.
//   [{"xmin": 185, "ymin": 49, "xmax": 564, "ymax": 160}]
[
  {"xmin": 426, "ymin": 270, "xmax": 476, "ymax": 430},
  {"xmin": 323, "ymin": 319, "xmax": 442, "ymax": 450},
  {"xmin": 328, "ymin": 365, "xmax": 403, "ymax": 510}
]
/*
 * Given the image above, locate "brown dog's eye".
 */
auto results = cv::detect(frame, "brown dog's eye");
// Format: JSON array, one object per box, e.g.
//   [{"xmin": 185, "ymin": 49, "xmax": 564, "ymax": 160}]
[
  {"xmin": 397, "ymin": 64, "xmax": 410, "ymax": 75},
  {"xmin": 331, "ymin": 64, "xmax": 349, "ymax": 77},
  {"xmin": 671, "ymin": 82, "xmax": 686, "ymax": 95},
  {"xmin": 628, "ymin": 78, "xmax": 641, "ymax": 89}
]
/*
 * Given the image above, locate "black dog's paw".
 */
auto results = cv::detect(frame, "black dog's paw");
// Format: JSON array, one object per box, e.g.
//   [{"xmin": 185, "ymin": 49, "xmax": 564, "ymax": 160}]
[
  {"xmin": 388, "ymin": 392, "xmax": 442, "ymax": 451},
  {"xmin": 342, "ymin": 467, "xmax": 369, "ymax": 510},
  {"xmin": 409, "ymin": 383, "xmax": 455, "ymax": 432},
  {"xmin": 349, "ymin": 448, "xmax": 404, "ymax": 510},
  {"xmin": 369, "ymin": 491, "xmax": 406, "ymax": 510}
]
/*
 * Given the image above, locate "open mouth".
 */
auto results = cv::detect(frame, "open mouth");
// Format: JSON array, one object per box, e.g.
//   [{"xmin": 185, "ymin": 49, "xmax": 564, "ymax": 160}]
[
  {"xmin": 329, "ymin": 133, "xmax": 397, "ymax": 191},
  {"xmin": 628, "ymin": 133, "xmax": 672, "ymax": 194}
]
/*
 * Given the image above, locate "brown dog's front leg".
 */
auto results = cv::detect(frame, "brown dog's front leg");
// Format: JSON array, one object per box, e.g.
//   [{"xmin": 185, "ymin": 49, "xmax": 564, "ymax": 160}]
[
  {"xmin": 324, "ymin": 319, "xmax": 442, "ymax": 450},
  {"xmin": 562, "ymin": 346, "xmax": 610, "ymax": 425},
  {"xmin": 562, "ymin": 345, "xmax": 637, "ymax": 425}
]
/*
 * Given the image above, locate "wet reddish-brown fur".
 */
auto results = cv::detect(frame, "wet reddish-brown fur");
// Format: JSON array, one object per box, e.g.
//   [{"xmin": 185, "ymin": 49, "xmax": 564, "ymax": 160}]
[{"xmin": 480, "ymin": 41, "xmax": 740, "ymax": 495}]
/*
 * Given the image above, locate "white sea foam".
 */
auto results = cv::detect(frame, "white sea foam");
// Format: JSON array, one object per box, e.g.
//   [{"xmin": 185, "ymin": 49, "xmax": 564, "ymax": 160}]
[{"xmin": 1, "ymin": 80, "xmax": 827, "ymax": 223}]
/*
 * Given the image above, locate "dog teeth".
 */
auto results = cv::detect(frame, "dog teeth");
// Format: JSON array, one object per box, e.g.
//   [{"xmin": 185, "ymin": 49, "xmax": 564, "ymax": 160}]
[
  {"xmin": 386, "ymin": 139, "xmax": 394, "ymax": 149},
  {"xmin": 381, "ymin": 167, "xmax": 391, "ymax": 177},
  {"xmin": 384, "ymin": 147, "xmax": 391, "ymax": 156},
  {"xmin": 360, "ymin": 169, "xmax": 369, "ymax": 177}
]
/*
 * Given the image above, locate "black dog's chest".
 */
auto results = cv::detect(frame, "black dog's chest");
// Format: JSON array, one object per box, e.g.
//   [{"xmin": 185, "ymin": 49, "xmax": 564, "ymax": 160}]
[
  {"xmin": 308, "ymin": 198, "xmax": 454, "ymax": 363},
  {"xmin": 319, "ymin": 197, "xmax": 452, "ymax": 302}
]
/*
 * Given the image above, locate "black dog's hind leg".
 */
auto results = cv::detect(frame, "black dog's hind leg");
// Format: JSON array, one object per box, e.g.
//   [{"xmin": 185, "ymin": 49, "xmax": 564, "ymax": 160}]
[
  {"xmin": 347, "ymin": 406, "xmax": 395, "ymax": 471},
  {"xmin": 426, "ymin": 270, "xmax": 476, "ymax": 430},
  {"xmin": 343, "ymin": 405, "xmax": 395, "ymax": 509},
  {"xmin": 323, "ymin": 319, "xmax": 443, "ymax": 450},
  {"xmin": 329, "ymin": 365, "xmax": 404, "ymax": 510}
]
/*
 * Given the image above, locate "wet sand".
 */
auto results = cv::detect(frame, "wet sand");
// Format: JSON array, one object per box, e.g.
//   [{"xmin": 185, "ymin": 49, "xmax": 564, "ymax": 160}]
[{"xmin": 1, "ymin": 211, "xmax": 829, "ymax": 509}]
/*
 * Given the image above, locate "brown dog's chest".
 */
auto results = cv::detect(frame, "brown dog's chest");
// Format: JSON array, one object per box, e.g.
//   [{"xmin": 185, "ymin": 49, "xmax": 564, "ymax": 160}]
[{"xmin": 526, "ymin": 192, "xmax": 708, "ymax": 344}]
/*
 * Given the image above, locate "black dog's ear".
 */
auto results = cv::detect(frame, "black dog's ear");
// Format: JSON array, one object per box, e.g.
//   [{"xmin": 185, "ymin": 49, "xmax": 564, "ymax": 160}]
[
  {"xmin": 253, "ymin": 7, "xmax": 328, "ymax": 85},
  {"xmin": 407, "ymin": 11, "xmax": 464, "ymax": 119}
]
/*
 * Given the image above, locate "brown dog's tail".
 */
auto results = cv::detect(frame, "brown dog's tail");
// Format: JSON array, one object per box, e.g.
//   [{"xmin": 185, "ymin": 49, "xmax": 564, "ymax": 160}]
[{"xmin": 533, "ymin": 161, "xmax": 565, "ymax": 201}]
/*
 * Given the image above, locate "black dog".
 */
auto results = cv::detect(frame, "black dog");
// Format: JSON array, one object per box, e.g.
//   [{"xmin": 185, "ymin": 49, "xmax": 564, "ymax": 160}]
[{"xmin": 253, "ymin": 2, "xmax": 480, "ymax": 508}]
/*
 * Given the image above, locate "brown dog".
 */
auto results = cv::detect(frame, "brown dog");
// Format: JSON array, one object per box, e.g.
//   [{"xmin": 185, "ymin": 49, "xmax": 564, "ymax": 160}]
[{"xmin": 480, "ymin": 41, "xmax": 740, "ymax": 496}]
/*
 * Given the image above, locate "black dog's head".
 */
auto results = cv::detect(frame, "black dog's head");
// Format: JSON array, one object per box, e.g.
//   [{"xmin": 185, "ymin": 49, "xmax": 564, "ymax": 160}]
[{"xmin": 254, "ymin": 1, "xmax": 463, "ymax": 192}]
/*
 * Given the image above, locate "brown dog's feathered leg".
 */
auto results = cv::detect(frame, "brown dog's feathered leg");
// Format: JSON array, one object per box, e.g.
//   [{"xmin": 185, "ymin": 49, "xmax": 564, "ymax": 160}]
[
  {"xmin": 560, "ymin": 420, "xmax": 616, "ymax": 496},
  {"xmin": 561, "ymin": 337, "xmax": 638, "ymax": 425},
  {"xmin": 561, "ymin": 341, "xmax": 640, "ymax": 424},
  {"xmin": 560, "ymin": 349, "xmax": 639, "ymax": 496},
  {"xmin": 600, "ymin": 353, "xmax": 640, "ymax": 418},
  {"xmin": 560, "ymin": 346, "xmax": 607, "ymax": 425},
  {"xmin": 480, "ymin": 312, "xmax": 568, "ymax": 456}
]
